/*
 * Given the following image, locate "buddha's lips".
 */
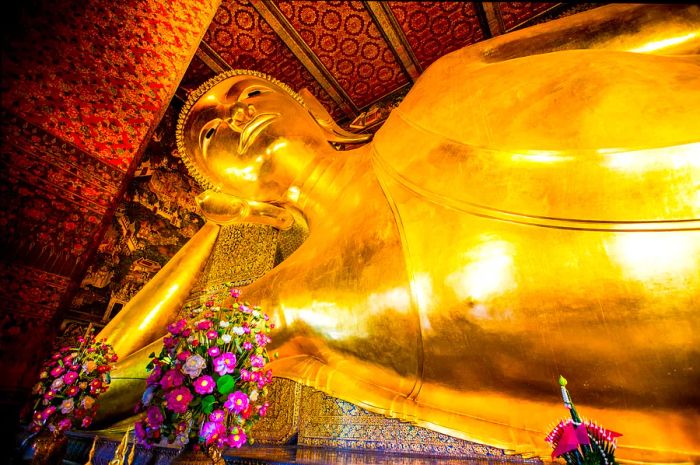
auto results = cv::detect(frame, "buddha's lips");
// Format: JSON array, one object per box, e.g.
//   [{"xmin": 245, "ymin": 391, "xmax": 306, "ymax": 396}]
[{"xmin": 238, "ymin": 113, "xmax": 279, "ymax": 154}]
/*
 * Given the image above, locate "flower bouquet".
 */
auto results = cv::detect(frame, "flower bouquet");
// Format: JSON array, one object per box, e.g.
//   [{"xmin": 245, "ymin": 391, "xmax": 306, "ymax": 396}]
[
  {"xmin": 546, "ymin": 376, "xmax": 622, "ymax": 465},
  {"xmin": 25, "ymin": 325, "xmax": 117, "ymax": 464},
  {"xmin": 134, "ymin": 288, "xmax": 274, "ymax": 463},
  {"xmin": 29, "ymin": 324, "xmax": 118, "ymax": 433}
]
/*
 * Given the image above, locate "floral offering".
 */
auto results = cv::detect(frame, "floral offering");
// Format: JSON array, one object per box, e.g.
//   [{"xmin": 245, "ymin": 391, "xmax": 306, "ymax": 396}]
[
  {"xmin": 29, "ymin": 326, "xmax": 118, "ymax": 434},
  {"xmin": 134, "ymin": 288, "xmax": 274, "ymax": 451}
]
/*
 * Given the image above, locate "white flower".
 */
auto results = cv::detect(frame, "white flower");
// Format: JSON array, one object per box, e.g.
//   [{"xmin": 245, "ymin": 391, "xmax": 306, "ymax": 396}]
[
  {"xmin": 221, "ymin": 334, "xmax": 232, "ymax": 343},
  {"xmin": 253, "ymin": 310, "xmax": 261, "ymax": 318},
  {"xmin": 233, "ymin": 326, "xmax": 245, "ymax": 336},
  {"xmin": 250, "ymin": 389, "xmax": 259, "ymax": 402},
  {"xmin": 51, "ymin": 378, "xmax": 64, "ymax": 391},
  {"xmin": 219, "ymin": 320, "xmax": 230, "ymax": 328}
]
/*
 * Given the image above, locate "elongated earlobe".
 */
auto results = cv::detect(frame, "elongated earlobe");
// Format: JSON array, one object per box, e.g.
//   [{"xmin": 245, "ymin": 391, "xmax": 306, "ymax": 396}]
[{"xmin": 299, "ymin": 88, "xmax": 372, "ymax": 145}]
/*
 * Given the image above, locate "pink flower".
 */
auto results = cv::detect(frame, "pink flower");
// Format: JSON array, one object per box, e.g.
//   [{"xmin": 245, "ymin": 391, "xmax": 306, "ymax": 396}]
[
  {"xmin": 40, "ymin": 406, "xmax": 56, "ymax": 421},
  {"xmin": 160, "ymin": 369, "xmax": 184, "ymax": 390},
  {"xmin": 194, "ymin": 375, "xmax": 215, "ymax": 395},
  {"xmin": 163, "ymin": 336, "xmax": 176, "ymax": 349},
  {"xmin": 228, "ymin": 426, "xmax": 247, "ymax": 448},
  {"xmin": 81, "ymin": 416, "xmax": 92, "ymax": 428},
  {"xmin": 146, "ymin": 406, "xmax": 164, "ymax": 428},
  {"xmin": 209, "ymin": 409, "xmax": 225, "ymax": 423},
  {"xmin": 60, "ymin": 398, "xmax": 75, "ymax": 414},
  {"xmin": 57, "ymin": 418, "xmax": 72, "ymax": 432},
  {"xmin": 44, "ymin": 390, "xmax": 57, "ymax": 401},
  {"xmin": 208, "ymin": 347, "xmax": 220, "ymax": 357},
  {"xmin": 146, "ymin": 365, "xmax": 162, "ymax": 386},
  {"xmin": 224, "ymin": 391, "xmax": 249, "ymax": 414},
  {"xmin": 196, "ymin": 320, "xmax": 213, "ymax": 330},
  {"xmin": 206, "ymin": 330, "xmax": 219, "ymax": 340},
  {"xmin": 250, "ymin": 355, "xmax": 265, "ymax": 368},
  {"xmin": 182, "ymin": 354, "xmax": 206, "ymax": 378},
  {"xmin": 167, "ymin": 319, "xmax": 187, "ymax": 335},
  {"xmin": 242, "ymin": 342, "xmax": 253, "ymax": 351},
  {"xmin": 176, "ymin": 350, "xmax": 191, "ymax": 362},
  {"xmin": 164, "ymin": 386, "xmax": 193, "ymax": 413},
  {"xmin": 230, "ymin": 288, "xmax": 240, "ymax": 299},
  {"xmin": 63, "ymin": 370, "xmax": 79, "ymax": 384},
  {"xmin": 213, "ymin": 353, "xmax": 236, "ymax": 376},
  {"xmin": 240, "ymin": 369, "xmax": 251, "ymax": 382},
  {"xmin": 258, "ymin": 402, "xmax": 269, "ymax": 417},
  {"xmin": 50, "ymin": 366, "xmax": 65, "ymax": 377},
  {"xmin": 199, "ymin": 420, "xmax": 225, "ymax": 444},
  {"xmin": 255, "ymin": 333, "xmax": 270, "ymax": 347}
]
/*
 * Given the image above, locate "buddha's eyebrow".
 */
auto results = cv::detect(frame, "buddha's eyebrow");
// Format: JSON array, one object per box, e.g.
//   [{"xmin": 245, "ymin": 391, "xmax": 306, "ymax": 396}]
[{"xmin": 238, "ymin": 85, "xmax": 271, "ymax": 101}]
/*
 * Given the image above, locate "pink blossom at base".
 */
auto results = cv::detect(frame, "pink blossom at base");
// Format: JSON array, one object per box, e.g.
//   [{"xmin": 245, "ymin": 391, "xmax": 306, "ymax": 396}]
[
  {"xmin": 160, "ymin": 369, "xmax": 185, "ymax": 390},
  {"xmin": 193, "ymin": 375, "xmax": 215, "ymax": 395},
  {"xmin": 209, "ymin": 409, "xmax": 225, "ymax": 423},
  {"xmin": 228, "ymin": 426, "xmax": 247, "ymax": 448},
  {"xmin": 63, "ymin": 371, "xmax": 79, "ymax": 384},
  {"xmin": 213, "ymin": 353, "xmax": 236, "ymax": 376},
  {"xmin": 224, "ymin": 391, "xmax": 249, "ymax": 414},
  {"xmin": 164, "ymin": 386, "xmax": 193, "ymax": 413},
  {"xmin": 207, "ymin": 347, "xmax": 221, "ymax": 357},
  {"xmin": 199, "ymin": 420, "xmax": 226, "ymax": 444}
]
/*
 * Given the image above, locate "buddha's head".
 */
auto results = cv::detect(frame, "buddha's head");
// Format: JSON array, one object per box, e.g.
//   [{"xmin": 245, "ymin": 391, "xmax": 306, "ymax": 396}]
[{"xmin": 177, "ymin": 70, "xmax": 370, "ymax": 203}]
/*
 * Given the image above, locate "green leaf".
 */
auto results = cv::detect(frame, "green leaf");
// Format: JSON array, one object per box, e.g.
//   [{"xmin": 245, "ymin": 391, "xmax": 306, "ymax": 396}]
[
  {"xmin": 201, "ymin": 395, "xmax": 216, "ymax": 414},
  {"xmin": 146, "ymin": 361, "xmax": 154, "ymax": 371},
  {"xmin": 148, "ymin": 352, "xmax": 155, "ymax": 358},
  {"xmin": 190, "ymin": 397, "xmax": 201, "ymax": 407},
  {"xmin": 216, "ymin": 375, "xmax": 235, "ymax": 395}
]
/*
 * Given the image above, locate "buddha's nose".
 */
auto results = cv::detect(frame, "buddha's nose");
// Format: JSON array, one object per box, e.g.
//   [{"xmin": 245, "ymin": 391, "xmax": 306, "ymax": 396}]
[{"xmin": 228, "ymin": 102, "xmax": 256, "ymax": 132}]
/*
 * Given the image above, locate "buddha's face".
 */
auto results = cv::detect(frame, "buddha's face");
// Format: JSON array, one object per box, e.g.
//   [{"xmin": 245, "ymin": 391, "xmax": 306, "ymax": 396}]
[{"xmin": 181, "ymin": 76, "xmax": 328, "ymax": 202}]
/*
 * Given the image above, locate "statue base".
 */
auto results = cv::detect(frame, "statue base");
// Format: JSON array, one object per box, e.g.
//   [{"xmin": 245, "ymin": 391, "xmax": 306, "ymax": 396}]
[{"xmin": 58, "ymin": 379, "xmax": 541, "ymax": 464}]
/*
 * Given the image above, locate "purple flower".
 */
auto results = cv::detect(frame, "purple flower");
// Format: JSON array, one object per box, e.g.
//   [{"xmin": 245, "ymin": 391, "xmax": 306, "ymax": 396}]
[
  {"xmin": 50, "ymin": 378, "xmax": 64, "ymax": 391},
  {"xmin": 193, "ymin": 375, "xmax": 215, "ymax": 395},
  {"xmin": 63, "ymin": 370, "xmax": 79, "ymax": 384},
  {"xmin": 60, "ymin": 398, "xmax": 74, "ymax": 414},
  {"xmin": 40, "ymin": 406, "xmax": 56, "ymax": 422},
  {"xmin": 199, "ymin": 421, "xmax": 225, "ymax": 444},
  {"xmin": 224, "ymin": 391, "xmax": 249, "ymax": 414},
  {"xmin": 56, "ymin": 418, "xmax": 72, "ymax": 432},
  {"xmin": 182, "ymin": 354, "xmax": 206, "ymax": 378},
  {"xmin": 141, "ymin": 385, "xmax": 156, "ymax": 405},
  {"xmin": 176, "ymin": 350, "xmax": 191, "ymax": 362},
  {"xmin": 146, "ymin": 406, "xmax": 164, "ymax": 428},
  {"xmin": 255, "ymin": 333, "xmax": 270, "ymax": 347},
  {"xmin": 160, "ymin": 369, "xmax": 184, "ymax": 390},
  {"xmin": 228, "ymin": 426, "xmax": 246, "ymax": 448},
  {"xmin": 167, "ymin": 318, "xmax": 187, "ymax": 335},
  {"xmin": 208, "ymin": 347, "xmax": 221, "ymax": 357},
  {"xmin": 213, "ymin": 353, "xmax": 236, "ymax": 376},
  {"xmin": 49, "ymin": 366, "xmax": 64, "ymax": 377},
  {"xmin": 209, "ymin": 409, "xmax": 225, "ymax": 423},
  {"xmin": 135, "ymin": 421, "xmax": 147, "ymax": 443},
  {"xmin": 258, "ymin": 402, "xmax": 269, "ymax": 417},
  {"xmin": 164, "ymin": 386, "xmax": 193, "ymax": 413},
  {"xmin": 146, "ymin": 365, "xmax": 162, "ymax": 386},
  {"xmin": 250, "ymin": 355, "xmax": 265, "ymax": 368}
]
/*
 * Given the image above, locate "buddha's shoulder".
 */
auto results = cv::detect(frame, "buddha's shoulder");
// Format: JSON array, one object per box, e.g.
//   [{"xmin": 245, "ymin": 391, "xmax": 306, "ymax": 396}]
[{"xmin": 390, "ymin": 49, "xmax": 700, "ymax": 151}]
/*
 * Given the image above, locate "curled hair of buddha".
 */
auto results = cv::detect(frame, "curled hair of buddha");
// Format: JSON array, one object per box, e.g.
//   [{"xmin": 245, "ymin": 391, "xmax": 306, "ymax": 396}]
[{"xmin": 176, "ymin": 69, "xmax": 371, "ymax": 191}]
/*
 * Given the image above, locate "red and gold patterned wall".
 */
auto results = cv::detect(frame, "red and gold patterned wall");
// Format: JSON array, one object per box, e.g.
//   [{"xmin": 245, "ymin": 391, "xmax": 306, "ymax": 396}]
[{"xmin": 0, "ymin": 0, "xmax": 220, "ymax": 402}]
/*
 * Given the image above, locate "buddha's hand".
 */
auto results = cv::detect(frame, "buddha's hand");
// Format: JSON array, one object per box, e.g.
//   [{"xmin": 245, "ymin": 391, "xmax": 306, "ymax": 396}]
[{"xmin": 196, "ymin": 189, "xmax": 294, "ymax": 230}]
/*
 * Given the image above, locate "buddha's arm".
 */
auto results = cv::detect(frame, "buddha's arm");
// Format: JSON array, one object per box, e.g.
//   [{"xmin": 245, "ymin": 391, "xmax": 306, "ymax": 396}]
[{"xmin": 97, "ymin": 222, "xmax": 220, "ymax": 359}]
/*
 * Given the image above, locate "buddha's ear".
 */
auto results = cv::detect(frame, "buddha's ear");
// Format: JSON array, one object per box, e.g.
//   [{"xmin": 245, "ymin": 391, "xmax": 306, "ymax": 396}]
[{"xmin": 299, "ymin": 88, "xmax": 372, "ymax": 145}]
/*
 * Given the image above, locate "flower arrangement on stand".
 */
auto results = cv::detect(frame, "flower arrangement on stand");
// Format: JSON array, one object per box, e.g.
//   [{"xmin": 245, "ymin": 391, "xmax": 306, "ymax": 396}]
[
  {"xmin": 546, "ymin": 376, "xmax": 622, "ymax": 465},
  {"xmin": 25, "ymin": 324, "xmax": 118, "ymax": 463},
  {"xmin": 133, "ymin": 288, "xmax": 274, "ymax": 464}
]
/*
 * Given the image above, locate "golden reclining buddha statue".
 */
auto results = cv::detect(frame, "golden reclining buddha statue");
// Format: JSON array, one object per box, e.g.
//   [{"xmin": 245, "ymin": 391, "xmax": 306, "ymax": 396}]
[{"xmin": 95, "ymin": 4, "xmax": 700, "ymax": 462}]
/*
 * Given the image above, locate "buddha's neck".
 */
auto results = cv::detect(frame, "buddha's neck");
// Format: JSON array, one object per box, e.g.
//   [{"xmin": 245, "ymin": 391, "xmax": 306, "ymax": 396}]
[{"xmin": 294, "ymin": 145, "xmax": 376, "ymax": 226}]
